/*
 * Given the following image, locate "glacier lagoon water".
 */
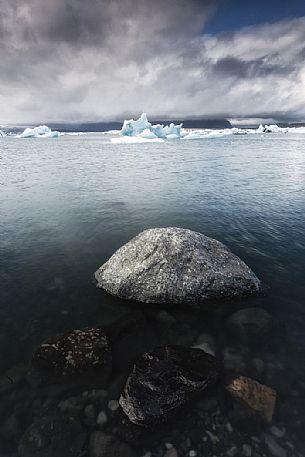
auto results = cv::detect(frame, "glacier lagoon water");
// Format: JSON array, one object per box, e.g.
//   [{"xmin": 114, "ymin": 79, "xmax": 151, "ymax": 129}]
[
  {"xmin": 1, "ymin": 132, "xmax": 305, "ymax": 368},
  {"xmin": 1, "ymin": 131, "xmax": 305, "ymax": 454},
  {"xmin": 0, "ymin": 133, "xmax": 304, "ymax": 360}
]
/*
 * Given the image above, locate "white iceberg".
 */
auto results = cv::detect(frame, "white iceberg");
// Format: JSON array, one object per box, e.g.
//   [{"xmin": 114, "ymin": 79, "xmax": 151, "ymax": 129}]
[
  {"xmin": 162, "ymin": 123, "xmax": 183, "ymax": 139},
  {"xmin": 256, "ymin": 124, "xmax": 288, "ymax": 134},
  {"xmin": 137, "ymin": 128, "xmax": 158, "ymax": 139},
  {"xmin": 166, "ymin": 133, "xmax": 181, "ymax": 139},
  {"xmin": 287, "ymin": 126, "xmax": 305, "ymax": 134},
  {"xmin": 120, "ymin": 113, "xmax": 184, "ymax": 140},
  {"xmin": 111, "ymin": 115, "xmax": 305, "ymax": 143},
  {"xmin": 0, "ymin": 130, "xmax": 5, "ymax": 137},
  {"xmin": 183, "ymin": 124, "xmax": 293, "ymax": 137},
  {"xmin": 18, "ymin": 125, "xmax": 60, "ymax": 138},
  {"xmin": 183, "ymin": 129, "xmax": 234, "ymax": 140},
  {"xmin": 121, "ymin": 113, "xmax": 152, "ymax": 136},
  {"xmin": 182, "ymin": 132, "xmax": 203, "ymax": 140}
]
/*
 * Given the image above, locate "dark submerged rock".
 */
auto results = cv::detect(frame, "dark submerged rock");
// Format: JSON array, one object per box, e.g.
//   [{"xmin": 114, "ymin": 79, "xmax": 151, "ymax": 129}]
[
  {"xmin": 0, "ymin": 362, "xmax": 26, "ymax": 394},
  {"xmin": 28, "ymin": 327, "xmax": 112, "ymax": 389},
  {"xmin": 119, "ymin": 345, "xmax": 222, "ymax": 426},
  {"xmin": 108, "ymin": 311, "xmax": 158, "ymax": 372},
  {"xmin": 226, "ymin": 307, "xmax": 273, "ymax": 344},
  {"xmin": 89, "ymin": 431, "xmax": 137, "ymax": 457},
  {"xmin": 95, "ymin": 227, "xmax": 261, "ymax": 308},
  {"xmin": 222, "ymin": 347, "xmax": 247, "ymax": 375},
  {"xmin": 18, "ymin": 415, "xmax": 86, "ymax": 457}
]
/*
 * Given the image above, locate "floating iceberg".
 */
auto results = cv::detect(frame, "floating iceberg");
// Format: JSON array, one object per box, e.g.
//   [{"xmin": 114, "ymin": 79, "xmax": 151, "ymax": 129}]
[
  {"xmin": 137, "ymin": 128, "xmax": 159, "ymax": 140},
  {"xmin": 0, "ymin": 130, "xmax": 5, "ymax": 137},
  {"xmin": 120, "ymin": 113, "xmax": 184, "ymax": 140},
  {"xmin": 184, "ymin": 129, "xmax": 235, "ymax": 140},
  {"xmin": 18, "ymin": 125, "xmax": 60, "ymax": 138},
  {"xmin": 111, "ymin": 114, "xmax": 305, "ymax": 144},
  {"xmin": 256, "ymin": 124, "xmax": 288, "ymax": 134},
  {"xmin": 287, "ymin": 126, "xmax": 305, "ymax": 134}
]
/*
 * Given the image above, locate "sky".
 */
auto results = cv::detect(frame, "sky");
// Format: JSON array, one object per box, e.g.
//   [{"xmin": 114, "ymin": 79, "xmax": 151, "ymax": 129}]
[{"xmin": 0, "ymin": 0, "xmax": 305, "ymax": 124}]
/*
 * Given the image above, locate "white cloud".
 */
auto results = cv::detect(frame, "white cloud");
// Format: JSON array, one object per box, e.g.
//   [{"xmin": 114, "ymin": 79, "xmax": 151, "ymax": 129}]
[{"xmin": 0, "ymin": 1, "xmax": 304, "ymax": 124}]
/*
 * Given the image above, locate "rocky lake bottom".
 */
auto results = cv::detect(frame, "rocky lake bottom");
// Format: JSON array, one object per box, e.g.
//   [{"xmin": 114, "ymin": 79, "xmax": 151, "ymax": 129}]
[{"xmin": 1, "ymin": 133, "xmax": 305, "ymax": 456}]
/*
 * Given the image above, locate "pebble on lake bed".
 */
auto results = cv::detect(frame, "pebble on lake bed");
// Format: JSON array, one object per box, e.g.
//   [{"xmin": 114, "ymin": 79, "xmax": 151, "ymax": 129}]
[
  {"xmin": 263, "ymin": 434, "xmax": 287, "ymax": 457},
  {"xmin": 84, "ymin": 404, "xmax": 96, "ymax": 419},
  {"xmin": 193, "ymin": 333, "xmax": 216, "ymax": 356},
  {"xmin": 242, "ymin": 444, "xmax": 252, "ymax": 456},
  {"xmin": 108, "ymin": 399, "xmax": 119, "ymax": 412},
  {"xmin": 164, "ymin": 448, "xmax": 178, "ymax": 457},
  {"xmin": 89, "ymin": 431, "xmax": 137, "ymax": 457},
  {"xmin": 96, "ymin": 411, "xmax": 108, "ymax": 427}
]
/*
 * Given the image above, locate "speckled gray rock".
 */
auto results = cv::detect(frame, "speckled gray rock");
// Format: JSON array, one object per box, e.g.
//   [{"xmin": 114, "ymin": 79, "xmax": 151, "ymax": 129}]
[{"xmin": 95, "ymin": 227, "xmax": 261, "ymax": 307}]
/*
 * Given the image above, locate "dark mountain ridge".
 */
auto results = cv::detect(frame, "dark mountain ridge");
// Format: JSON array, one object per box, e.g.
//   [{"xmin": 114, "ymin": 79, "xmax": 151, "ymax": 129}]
[{"xmin": 46, "ymin": 118, "xmax": 232, "ymax": 132}]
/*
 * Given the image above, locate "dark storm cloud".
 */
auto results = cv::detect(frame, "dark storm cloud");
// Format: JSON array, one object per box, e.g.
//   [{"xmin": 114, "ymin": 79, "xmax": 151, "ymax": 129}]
[
  {"xmin": 0, "ymin": 1, "xmax": 305, "ymax": 123},
  {"xmin": 0, "ymin": 0, "xmax": 216, "ymax": 46},
  {"xmin": 213, "ymin": 56, "xmax": 296, "ymax": 79}
]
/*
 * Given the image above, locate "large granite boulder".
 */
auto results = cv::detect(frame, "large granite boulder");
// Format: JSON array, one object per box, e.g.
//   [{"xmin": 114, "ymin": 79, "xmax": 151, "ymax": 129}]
[
  {"xmin": 119, "ymin": 345, "xmax": 222, "ymax": 426},
  {"xmin": 28, "ymin": 327, "xmax": 112, "ymax": 389},
  {"xmin": 95, "ymin": 228, "xmax": 261, "ymax": 308}
]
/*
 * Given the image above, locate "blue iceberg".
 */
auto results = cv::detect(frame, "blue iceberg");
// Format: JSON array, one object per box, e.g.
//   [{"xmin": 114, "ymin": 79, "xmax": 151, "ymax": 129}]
[
  {"xmin": 120, "ymin": 113, "xmax": 184, "ymax": 140},
  {"xmin": 18, "ymin": 125, "xmax": 60, "ymax": 138}
]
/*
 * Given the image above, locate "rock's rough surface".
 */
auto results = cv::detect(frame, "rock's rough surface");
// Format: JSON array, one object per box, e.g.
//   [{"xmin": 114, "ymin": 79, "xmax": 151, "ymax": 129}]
[
  {"xmin": 95, "ymin": 228, "xmax": 261, "ymax": 307},
  {"xmin": 28, "ymin": 327, "xmax": 112, "ymax": 388},
  {"xmin": 119, "ymin": 345, "xmax": 222, "ymax": 426},
  {"xmin": 226, "ymin": 376, "xmax": 276, "ymax": 423}
]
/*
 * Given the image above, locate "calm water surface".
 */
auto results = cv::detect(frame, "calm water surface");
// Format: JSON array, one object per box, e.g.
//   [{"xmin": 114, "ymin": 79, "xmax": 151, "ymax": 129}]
[{"xmin": 1, "ymin": 133, "xmax": 305, "ymax": 370}]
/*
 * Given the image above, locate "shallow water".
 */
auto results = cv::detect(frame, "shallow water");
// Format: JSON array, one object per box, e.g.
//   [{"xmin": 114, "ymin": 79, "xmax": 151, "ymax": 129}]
[{"xmin": 1, "ymin": 132, "xmax": 305, "ymax": 368}]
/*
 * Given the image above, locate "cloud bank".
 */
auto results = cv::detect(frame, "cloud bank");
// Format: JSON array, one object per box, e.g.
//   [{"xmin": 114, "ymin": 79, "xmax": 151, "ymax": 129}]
[{"xmin": 0, "ymin": 0, "xmax": 305, "ymax": 124}]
